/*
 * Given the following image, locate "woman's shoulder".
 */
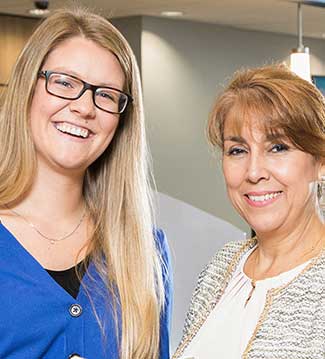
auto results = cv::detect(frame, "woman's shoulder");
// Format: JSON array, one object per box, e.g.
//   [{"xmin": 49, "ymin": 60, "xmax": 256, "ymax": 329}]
[
  {"xmin": 173, "ymin": 238, "xmax": 255, "ymax": 358},
  {"xmin": 199, "ymin": 237, "xmax": 255, "ymax": 278},
  {"xmin": 191, "ymin": 237, "xmax": 255, "ymax": 301},
  {"xmin": 153, "ymin": 228, "xmax": 172, "ymax": 287},
  {"xmin": 154, "ymin": 228, "xmax": 166, "ymax": 244},
  {"xmin": 154, "ymin": 228, "xmax": 169, "ymax": 259}
]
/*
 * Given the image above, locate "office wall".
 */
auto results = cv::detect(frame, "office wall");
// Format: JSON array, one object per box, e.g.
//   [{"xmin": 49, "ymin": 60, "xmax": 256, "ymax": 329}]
[
  {"xmin": 141, "ymin": 16, "xmax": 325, "ymax": 233},
  {"xmin": 0, "ymin": 15, "xmax": 38, "ymax": 97},
  {"xmin": 111, "ymin": 16, "xmax": 142, "ymax": 71}
]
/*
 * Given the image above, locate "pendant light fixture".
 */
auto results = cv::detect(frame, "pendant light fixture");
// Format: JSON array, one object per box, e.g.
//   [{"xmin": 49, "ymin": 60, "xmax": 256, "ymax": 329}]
[
  {"xmin": 290, "ymin": 2, "xmax": 311, "ymax": 82},
  {"xmin": 29, "ymin": 0, "xmax": 49, "ymax": 16}
]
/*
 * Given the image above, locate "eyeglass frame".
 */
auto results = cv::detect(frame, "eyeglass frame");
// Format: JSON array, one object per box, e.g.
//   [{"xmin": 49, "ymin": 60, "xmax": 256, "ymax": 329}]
[{"xmin": 37, "ymin": 70, "xmax": 133, "ymax": 114}]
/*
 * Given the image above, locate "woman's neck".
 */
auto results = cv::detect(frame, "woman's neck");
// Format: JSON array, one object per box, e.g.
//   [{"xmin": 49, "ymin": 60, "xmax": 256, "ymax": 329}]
[
  {"xmin": 252, "ymin": 215, "xmax": 325, "ymax": 279},
  {"xmin": 13, "ymin": 164, "xmax": 85, "ymax": 220}
]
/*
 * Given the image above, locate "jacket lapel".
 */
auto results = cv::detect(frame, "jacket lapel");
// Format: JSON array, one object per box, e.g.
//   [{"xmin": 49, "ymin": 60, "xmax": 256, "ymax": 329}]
[{"xmin": 173, "ymin": 238, "xmax": 256, "ymax": 358}]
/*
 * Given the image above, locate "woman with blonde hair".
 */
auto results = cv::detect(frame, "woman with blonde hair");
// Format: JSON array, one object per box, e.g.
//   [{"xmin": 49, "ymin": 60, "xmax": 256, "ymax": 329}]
[
  {"xmin": 0, "ymin": 7, "xmax": 171, "ymax": 359},
  {"xmin": 174, "ymin": 64, "xmax": 325, "ymax": 359}
]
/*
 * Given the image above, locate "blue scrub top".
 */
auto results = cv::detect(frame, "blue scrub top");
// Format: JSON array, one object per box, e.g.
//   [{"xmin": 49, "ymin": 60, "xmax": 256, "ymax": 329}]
[{"xmin": 0, "ymin": 223, "xmax": 172, "ymax": 359}]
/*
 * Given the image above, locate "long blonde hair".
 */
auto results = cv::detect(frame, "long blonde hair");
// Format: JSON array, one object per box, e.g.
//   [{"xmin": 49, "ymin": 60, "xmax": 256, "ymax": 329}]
[{"xmin": 0, "ymin": 8, "xmax": 165, "ymax": 359}]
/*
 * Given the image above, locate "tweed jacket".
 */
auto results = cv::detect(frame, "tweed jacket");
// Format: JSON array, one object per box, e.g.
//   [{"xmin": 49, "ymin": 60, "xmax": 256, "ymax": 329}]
[{"xmin": 173, "ymin": 238, "xmax": 325, "ymax": 359}]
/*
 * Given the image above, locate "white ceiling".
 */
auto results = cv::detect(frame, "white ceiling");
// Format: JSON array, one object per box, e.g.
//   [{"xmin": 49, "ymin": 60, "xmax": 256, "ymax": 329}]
[{"xmin": 0, "ymin": 0, "xmax": 325, "ymax": 40}]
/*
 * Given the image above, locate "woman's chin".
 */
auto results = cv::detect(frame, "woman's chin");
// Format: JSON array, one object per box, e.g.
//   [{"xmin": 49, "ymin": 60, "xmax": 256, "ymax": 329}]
[
  {"xmin": 245, "ymin": 217, "xmax": 283, "ymax": 237},
  {"xmin": 37, "ymin": 156, "xmax": 89, "ymax": 177}
]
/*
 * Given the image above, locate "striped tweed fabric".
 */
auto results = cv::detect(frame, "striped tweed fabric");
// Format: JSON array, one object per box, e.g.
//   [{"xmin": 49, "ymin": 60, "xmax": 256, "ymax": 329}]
[{"xmin": 173, "ymin": 238, "xmax": 325, "ymax": 359}]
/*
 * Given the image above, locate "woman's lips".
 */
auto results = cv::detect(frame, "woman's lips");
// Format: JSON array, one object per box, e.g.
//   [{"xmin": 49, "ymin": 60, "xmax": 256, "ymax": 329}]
[
  {"xmin": 52, "ymin": 121, "xmax": 95, "ymax": 141},
  {"xmin": 244, "ymin": 191, "xmax": 283, "ymax": 207}
]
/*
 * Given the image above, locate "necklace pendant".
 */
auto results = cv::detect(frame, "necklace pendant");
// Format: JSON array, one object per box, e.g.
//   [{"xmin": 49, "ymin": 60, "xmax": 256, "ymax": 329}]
[
  {"xmin": 245, "ymin": 280, "xmax": 256, "ymax": 307},
  {"xmin": 50, "ymin": 240, "xmax": 55, "ymax": 245}
]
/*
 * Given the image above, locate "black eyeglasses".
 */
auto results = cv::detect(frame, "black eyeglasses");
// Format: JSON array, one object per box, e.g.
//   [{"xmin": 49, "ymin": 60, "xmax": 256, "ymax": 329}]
[{"xmin": 38, "ymin": 70, "xmax": 133, "ymax": 114}]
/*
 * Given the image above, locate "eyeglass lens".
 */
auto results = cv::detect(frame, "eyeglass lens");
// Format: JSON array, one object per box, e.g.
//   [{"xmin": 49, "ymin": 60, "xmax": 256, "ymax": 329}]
[{"xmin": 46, "ymin": 72, "xmax": 128, "ymax": 114}]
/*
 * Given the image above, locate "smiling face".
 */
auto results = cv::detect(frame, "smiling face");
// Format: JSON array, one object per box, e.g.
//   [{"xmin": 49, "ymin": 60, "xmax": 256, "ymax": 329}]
[
  {"xmin": 222, "ymin": 112, "xmax": 323, "ymax": 237},
  {"xmin": 29, "ymin": 36, "xmax": 125, "ymax": 176}
]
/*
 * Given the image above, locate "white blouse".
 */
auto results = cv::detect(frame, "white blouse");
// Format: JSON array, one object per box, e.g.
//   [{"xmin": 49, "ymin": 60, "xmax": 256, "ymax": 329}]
[{"xmin": 179, "ymin": 246, "xmax": 310, "ymax": 359}]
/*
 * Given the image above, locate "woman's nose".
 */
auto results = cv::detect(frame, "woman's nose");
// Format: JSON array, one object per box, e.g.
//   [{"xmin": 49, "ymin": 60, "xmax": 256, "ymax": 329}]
[
  {"xmin": 69, "ymin": 89, "xmax": 96, "ymax": 119},
  {"xmin": 246, "ymin": 152, "xmax": 270, "ymax": 184}
]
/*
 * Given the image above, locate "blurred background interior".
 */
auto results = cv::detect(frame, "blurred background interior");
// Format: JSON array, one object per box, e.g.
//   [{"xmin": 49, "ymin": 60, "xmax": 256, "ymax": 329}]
[{"xmin": 1, "ymin": 0, "xmax": 325, "ymax": 350}]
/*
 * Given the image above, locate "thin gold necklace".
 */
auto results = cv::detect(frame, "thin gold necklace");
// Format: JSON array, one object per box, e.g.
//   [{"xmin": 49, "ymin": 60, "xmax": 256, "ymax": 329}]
[
  {"xmin": 7, "ymin": 206, "xmax": 87, "ymax": 245},
  {"xmin": 245, "ymin": 235, "xmax": 324, "ymax": 306}
]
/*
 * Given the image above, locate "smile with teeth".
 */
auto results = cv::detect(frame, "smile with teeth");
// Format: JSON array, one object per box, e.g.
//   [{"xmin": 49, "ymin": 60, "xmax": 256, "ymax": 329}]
[
  {"xmin": 54, "ymin": 122, "xmax": 90, "ymax": 138},
  {"xmin": 246, "ymin": 191, "xmax": 282, "ymax": 202}
]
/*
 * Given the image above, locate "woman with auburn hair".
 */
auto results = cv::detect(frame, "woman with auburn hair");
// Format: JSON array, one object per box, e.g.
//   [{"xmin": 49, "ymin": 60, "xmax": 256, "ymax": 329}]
[
  {"xmin": 0, "ymin": 7, "xmax": 171, "ymax": 359},
  {"xmin": 174, "ymin": 64, "xmax": 325, "ymax": 359}
]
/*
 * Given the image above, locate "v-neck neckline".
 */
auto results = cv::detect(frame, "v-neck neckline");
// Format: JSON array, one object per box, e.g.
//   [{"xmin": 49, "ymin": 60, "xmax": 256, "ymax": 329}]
[{"xmin": 0, "ymin": 220, "xmax": 88, "ymax": 302}]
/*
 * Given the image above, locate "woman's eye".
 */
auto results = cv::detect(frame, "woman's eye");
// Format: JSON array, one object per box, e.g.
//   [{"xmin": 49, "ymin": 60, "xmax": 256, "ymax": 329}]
[
  {"xmin": 97, "ymin": 91, "xmax": 117, "ymax": 103},
  {"xmin": 270, "ymin": 143, "xmax": 289, "ymax": 153},
  {"xmin": 55, "ymin": 79, "xmax": 73, "ymax": 88},
  {"xmin": 226, "ymin": 147, "xmax": 246, "ymax": 156},
  {"xmin": 98, "ymin": 92, "xmax": 113, "ymax": 100}
]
